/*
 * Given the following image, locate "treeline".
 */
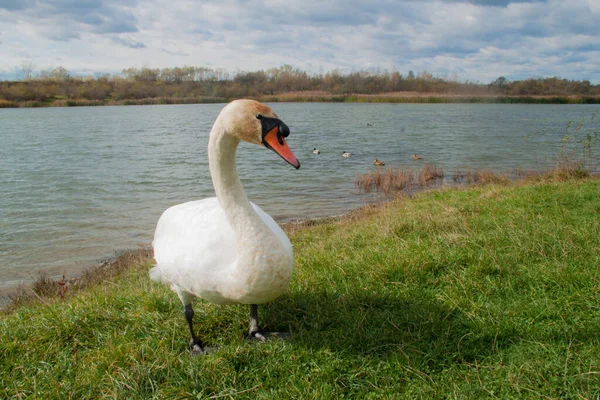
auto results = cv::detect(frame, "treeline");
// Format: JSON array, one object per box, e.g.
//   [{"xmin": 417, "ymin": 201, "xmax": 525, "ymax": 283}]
[{"xmin": 1, "ymin": 64, "xmax": 599, "ymax": 107}]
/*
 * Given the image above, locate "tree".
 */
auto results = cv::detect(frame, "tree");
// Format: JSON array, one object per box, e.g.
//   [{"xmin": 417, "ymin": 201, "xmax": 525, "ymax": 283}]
[
  {"xmin": 50, "ymin": 66, "xmax": 70, "ymax": 81},
  {"xmin": 489, "ymin": 76, "xmax": 508, "ymax": 94},
  {"xmin": 20, "ymin": 61, "xmax": 35, "ymax": 80},
  {"xmin": 491, "ymin": 76, "xmax": 507, "ymax": 87}
]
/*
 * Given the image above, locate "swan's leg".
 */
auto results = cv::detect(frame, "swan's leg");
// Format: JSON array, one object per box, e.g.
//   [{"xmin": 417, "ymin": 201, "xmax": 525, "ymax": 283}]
[
  {"xmin": 249, "ymin": 304, "xmax": 264, "ymax": 340},
  {"xmin": 175, "ymin": 288, "xmax": 207, "ymax": 354},
  {"xmin": 184, "ymin": 303, "xmax": 205, "ymax": 353},
  {"xmin": 248, "ymin": 304, "xmax": 289, "ymax": 341}
]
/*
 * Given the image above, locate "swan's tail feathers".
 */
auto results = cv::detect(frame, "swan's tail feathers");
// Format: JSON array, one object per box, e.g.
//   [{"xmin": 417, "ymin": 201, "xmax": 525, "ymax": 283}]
[{"xmin": 149, "ymin": 265, "xmax": 166, "ymax": 283}]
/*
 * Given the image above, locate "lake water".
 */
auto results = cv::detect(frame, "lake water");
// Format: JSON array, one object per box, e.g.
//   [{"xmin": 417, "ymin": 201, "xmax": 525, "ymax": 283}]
[{"xmin": 1, "ymin": 103, "xmax": 599, "ymax": 292}]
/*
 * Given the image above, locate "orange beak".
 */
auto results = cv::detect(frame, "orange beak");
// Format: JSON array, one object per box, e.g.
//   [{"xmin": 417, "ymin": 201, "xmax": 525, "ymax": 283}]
[{"xmin": 263, "ymin": 127, "xmax": 300, "ymax": 169}]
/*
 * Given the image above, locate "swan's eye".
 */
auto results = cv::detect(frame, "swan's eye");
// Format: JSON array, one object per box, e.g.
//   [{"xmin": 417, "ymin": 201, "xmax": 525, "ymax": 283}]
[{"xmin": 255, "ymin": 114, "xmax": 264, "ymax": 120}]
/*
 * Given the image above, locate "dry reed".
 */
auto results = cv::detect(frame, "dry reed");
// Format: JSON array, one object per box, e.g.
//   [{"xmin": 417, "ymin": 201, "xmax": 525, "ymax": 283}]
[
  {"xmin": 452, "ymin": 167, "xmax": 511, "ymax": 185},
  {"xmin": 417, "ymin": 164, "xmax": 444, "ymax": 185},
  {"xmin": 354, "ymin": 160, "xmax": 596, "ymax": 196},
  {"xmin": 0, "ymin": 99, "xmax": 17, "ymax": 108},
  {"xmin": 355, "ymin": 164, "xmax": 443, "ymax": 194},
  {"xmin": 6, "ymin": 247, "xmax": 153, "ymax": 310}
]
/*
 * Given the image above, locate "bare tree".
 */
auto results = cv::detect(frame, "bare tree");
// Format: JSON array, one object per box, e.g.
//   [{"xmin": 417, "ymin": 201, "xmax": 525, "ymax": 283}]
[{"xmin": 20, "ymin": 61, "xmax": 35, "ymax": 80}]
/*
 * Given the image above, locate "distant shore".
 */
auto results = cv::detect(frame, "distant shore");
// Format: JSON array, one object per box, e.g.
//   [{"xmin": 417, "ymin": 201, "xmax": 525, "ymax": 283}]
[{"xmin": 2, "ymin": 91, "xmax": 600, "ymax": 108}]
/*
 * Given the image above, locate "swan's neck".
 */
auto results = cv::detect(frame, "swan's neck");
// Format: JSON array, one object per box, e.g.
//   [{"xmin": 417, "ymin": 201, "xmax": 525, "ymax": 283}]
[{"xmin": 208, "ymin": 123, "xmax": 266, "ymax": 242}]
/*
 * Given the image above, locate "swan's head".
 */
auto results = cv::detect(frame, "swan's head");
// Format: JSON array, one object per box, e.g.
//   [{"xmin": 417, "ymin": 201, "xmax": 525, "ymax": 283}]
[{"xmin": 219, "ymin": 99, "xmax": 300, "ymax": 169}]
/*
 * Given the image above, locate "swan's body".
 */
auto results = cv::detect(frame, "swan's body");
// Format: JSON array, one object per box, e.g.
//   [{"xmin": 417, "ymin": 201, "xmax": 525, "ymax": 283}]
[
  {"xmin": 342, "ymin": 151, "xmax": 351, "ymax": 157},
  {"xmin": 151, "ymin": 99, "xmax": 300, "ymax": 352},
  {"xmin": 152, "ymin": 198, "xmax": 292, "ymax": 305},
  {"xmin": 313, "ymin": 147, "xmax": 320, "ymax": 154},
  {"xmin": 373, "ymin": 158, "xmax": 385, "ymax": 166}
]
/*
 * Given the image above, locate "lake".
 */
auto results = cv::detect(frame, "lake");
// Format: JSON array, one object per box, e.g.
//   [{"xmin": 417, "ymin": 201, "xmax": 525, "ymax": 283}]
[{"xmin": 1, "ymin": 103, "xmax": 599, "ymax": 292}]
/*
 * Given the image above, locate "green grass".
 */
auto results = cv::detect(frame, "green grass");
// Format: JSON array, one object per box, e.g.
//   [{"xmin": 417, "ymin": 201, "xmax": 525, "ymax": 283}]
[{"xmin": 2, "ymin": 180, "xmax": 600, "ymax": 398}]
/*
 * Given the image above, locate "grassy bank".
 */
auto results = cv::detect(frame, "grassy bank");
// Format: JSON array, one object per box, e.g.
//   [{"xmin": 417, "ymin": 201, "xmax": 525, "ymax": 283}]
[
  {"xmin": 2, "ymin": 179, "xmax": 600, "ymax": 398},
  {"xmin": 3, "ymin": 92, "xmax": 600, "ymax": 108}
]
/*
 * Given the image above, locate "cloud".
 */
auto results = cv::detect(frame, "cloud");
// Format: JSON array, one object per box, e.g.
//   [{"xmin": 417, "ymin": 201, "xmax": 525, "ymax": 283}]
[
  {"xmin": 0, "ymin": 0, "xmax": 598, "ymax": 83},
  {"xmin": 112, "ymin": 36, "xmax": 146, "ymax": 49},
  {"xmin": 161, "ymin": 48, "xmax": 190, "ymax": 56},
  {"xmin": 0, "ymin": 0, "xmax": 139, "ymax": 40},
  {"xmin": 0, "ymin": 0, "xmax": 35, "ymax": 10},
  {"xmin": 448, "ymin": 0, "xmax": 547, "ymax": 5}
]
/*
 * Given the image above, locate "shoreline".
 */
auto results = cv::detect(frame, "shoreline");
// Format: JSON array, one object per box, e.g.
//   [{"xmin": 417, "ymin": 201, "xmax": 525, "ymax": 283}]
[
  {"xmin": 0, "ymin": 190, "xmax": 402, "ymax": 310},
  {"xmin": 2, "ymin": 92, "xmax": 600, "ymax": 108},
  {"xmin": 2, "ymin": 164, "xmax": 598, "ymax": 311},
  {"xmin": 0, "ymin": 209, "xmax": 369, "ymax": 304}
]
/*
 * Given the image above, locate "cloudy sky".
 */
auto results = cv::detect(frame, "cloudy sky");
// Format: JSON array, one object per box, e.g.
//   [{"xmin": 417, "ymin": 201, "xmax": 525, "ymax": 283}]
[{"xmin": 0, "ymin": 0, "xmax": 599, "ymax": 83}]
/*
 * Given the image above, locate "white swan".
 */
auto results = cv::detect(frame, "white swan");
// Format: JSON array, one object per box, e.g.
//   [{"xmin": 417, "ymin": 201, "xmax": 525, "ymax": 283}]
[
  {"xmin": 151, "ymin": 99, "xmax": 300, "ymax": 353},
  {"xmin": 341, "ymin": 151, "xmax": 351, "ymax": 157},
  {"xmin": 312, "ymin": 147, "xmax": 320, "ymax": 154}
]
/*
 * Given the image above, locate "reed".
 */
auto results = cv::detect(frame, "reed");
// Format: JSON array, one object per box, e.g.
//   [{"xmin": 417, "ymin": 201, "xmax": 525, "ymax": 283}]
[
  {"xmin": 552, "ymin": 114, "xmax": 599, "ymax": 179},
  {"xmin": 417, "ymin": 164, "xmax": 444, "ymax": 185},
  {"xmin": 355, "ymin": 164, "xmax": 443, "ymax": 194},
  {"xmin": 452, "ymin": 167, "xmax": 511, "ymax": 185},
  {"xmin": 3, "ymin": 93, "xmax": 599, "ymax": 108},
  {"xmin": 7, "ymin": 247, "xmax": 153, "ymax": 311},
  {"xmin": 360, "ymin": 158, "xmax": 598, "ymax": 196},
  {"xmin": 18, "ymin": 100, "xmax": 44, "ymax": 108},
  {"xmin": 256, "ymin": 93, "xmax": 600, "ymax": 105},
  {"xmin": 355, "ymin": 167, "xmax": 415, "ymax": 194},
  {"xmin": 108, "ymin": 96, "xmax": 225, "ymax": 106},
  {"xmin": 51, "ymin": 99, "xmax": 105, "ymax": 107},
  {"xmin": 0, "ymin": 99, "xmax": 17, "ymax": 108}
]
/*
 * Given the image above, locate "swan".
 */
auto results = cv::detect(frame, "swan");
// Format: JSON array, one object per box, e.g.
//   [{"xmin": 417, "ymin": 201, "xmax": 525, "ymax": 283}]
[
  {"xmin": 151, "ymin": 99, "xmax": 300, "ymax": 354},
  {"xmin": 412, "ymin": 154, "xmax": 423, "ymax": 160},
  {"xmin": 312, "ymin": 147, "xmax": 320, "ymax": 154},
  {"xmin": 341, "ymin": 151, "xmax": 351, "ymax": 158},
  {"xmin": 373, "ymin": 158, "xmax": 385, "ymax": 166}
]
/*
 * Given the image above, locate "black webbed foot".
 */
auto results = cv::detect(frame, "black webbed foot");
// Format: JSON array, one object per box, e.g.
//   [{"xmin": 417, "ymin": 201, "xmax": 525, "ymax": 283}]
[
  {"xmin": 189, "ymin": 340, "xmax": 206, "ymax": 355},
  {"xmin": 249, "ymin": 331, "xmax": 290, "ymax": 342},
  {"xmin": 189, "ymin": 339, "xmax": 218, "ymax": 355},
  {"xmin": 248, "ymin": 304, "xmax": 290, "ymax": 343}
]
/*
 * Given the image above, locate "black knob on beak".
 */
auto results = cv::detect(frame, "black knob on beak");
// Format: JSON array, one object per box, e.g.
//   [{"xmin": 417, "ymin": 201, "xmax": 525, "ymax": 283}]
[{"xmin": 279, "ymin": 122, "xmax": 290, "ymax": 138}]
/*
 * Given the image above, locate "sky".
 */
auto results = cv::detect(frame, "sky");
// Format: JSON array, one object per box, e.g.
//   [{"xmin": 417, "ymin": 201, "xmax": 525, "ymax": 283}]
[{"xmin": 0, "ymin": 0, "xmax": 599, "ymax": 83}]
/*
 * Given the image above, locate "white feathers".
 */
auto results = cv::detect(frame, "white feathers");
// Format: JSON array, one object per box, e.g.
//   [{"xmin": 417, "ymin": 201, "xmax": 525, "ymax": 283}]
[{"xmin": 151, "ymin": 100, "xmax": 295, "ymax": 307}]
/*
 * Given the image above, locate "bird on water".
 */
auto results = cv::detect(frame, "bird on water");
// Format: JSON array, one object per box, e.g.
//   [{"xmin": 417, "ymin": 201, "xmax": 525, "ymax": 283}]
[{"xmin": 151, "ymin": 99, "xmax": 300, "ymax": 354}]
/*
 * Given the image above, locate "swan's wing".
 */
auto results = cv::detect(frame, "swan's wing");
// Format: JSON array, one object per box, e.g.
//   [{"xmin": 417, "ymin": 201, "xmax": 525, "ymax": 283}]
[
  {"xmin": 251, "ymin": 202, "xmax": 293, "ymax": 256},
  {"xmin": 152, "ymin": 198, "xmax": 237, "ymax": 291}
]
